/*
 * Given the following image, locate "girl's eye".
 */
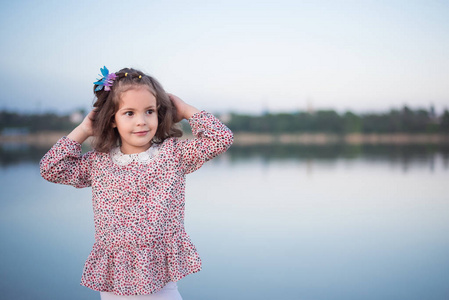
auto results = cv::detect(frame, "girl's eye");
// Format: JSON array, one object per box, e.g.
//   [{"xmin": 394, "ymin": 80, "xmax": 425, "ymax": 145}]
[
  {"xmin": 125, "ymin": 111, "xmax": 134, "ymax": 116},
  {"xmin": 147, "ymin": 109, "xmax": 155, "ymax": 114}
]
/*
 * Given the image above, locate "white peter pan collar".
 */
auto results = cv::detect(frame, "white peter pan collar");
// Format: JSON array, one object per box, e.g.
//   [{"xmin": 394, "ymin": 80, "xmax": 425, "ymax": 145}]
[{"xmin": 110, "ymin": 144, "xmax": 161, "ymax": 166}]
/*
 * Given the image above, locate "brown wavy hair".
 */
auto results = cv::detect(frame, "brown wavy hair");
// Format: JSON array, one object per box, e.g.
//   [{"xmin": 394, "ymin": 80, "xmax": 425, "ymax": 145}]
[{"xmin": 91, "ymin": 67, "xmax": 182, "ymax": 152}]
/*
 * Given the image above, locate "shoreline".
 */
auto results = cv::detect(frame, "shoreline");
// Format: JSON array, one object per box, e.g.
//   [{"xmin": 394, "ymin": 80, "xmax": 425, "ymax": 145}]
[
  {"xmin": 233, "ymin": 132, "xmax": 449, "ymax": 145},
  {"xmin": 1, "ymin": 131, "xmax": 449, "ymax": 147}
]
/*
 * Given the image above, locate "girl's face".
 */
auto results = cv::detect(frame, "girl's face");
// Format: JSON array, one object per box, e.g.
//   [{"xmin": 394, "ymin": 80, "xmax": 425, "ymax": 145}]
[{"xmin": 113, "ymin": 86, "xmax": 158, "ymax": 154}]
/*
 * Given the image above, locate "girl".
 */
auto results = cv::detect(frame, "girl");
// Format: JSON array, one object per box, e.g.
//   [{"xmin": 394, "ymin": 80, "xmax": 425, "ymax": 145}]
[{"xmin": 40, "ymin": 67, "xmax": 233, "ymax": 300}]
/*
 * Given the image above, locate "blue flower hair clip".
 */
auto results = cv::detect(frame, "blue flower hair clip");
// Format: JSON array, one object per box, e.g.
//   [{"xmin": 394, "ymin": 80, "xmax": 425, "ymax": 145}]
[{"xmin": 93, "ymin": 66, "xmax": 117, "ymax": 91}]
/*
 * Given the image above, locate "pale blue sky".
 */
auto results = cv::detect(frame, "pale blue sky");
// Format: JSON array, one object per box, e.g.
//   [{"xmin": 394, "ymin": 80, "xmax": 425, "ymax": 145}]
[{"xmin": 0, "ymin": 0, "xmax": 448, "ymax": 114}]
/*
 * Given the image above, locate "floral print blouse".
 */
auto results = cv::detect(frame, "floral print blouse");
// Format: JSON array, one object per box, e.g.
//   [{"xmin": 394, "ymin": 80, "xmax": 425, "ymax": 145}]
[{"xmin": 40, "ymin": 111, "xmax": 233, "ymax": 295}]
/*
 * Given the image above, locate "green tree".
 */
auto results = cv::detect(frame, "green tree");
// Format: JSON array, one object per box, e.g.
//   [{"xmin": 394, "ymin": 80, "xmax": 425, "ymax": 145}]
[
  {"xmin": 343, "ymin": 111, "xmax": 362, "ymax": 133},
  {"xmin": 440, "ymin": 109, "xmax": 449, "ymax": 133}
]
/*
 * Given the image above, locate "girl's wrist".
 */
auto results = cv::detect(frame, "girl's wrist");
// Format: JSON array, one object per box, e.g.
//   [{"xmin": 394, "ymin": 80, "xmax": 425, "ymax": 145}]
[
  {"xmin": 67, "ymin": 125, "xmax": 91, "ymax": 144},
  {"xmin": 183, "ymin": 105, "xmax": 200, "ymax": 120}
]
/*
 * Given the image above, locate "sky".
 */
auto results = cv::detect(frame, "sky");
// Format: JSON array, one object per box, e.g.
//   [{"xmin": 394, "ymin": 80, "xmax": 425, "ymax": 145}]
[{"xmin": 0, "ymin": 0, "xmax": 448, "ymax": 115}]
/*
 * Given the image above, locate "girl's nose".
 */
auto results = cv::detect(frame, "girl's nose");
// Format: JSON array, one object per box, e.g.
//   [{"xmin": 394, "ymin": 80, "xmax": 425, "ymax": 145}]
[{"xmin": 136, "ymin": 114, "xmax": 147, "ymax": 126}]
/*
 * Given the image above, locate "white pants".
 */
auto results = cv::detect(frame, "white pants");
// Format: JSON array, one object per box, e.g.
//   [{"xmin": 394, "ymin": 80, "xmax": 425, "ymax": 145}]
[{"xmin": 100, "ymin": 282, "xmax": 182, "ymax": 300}]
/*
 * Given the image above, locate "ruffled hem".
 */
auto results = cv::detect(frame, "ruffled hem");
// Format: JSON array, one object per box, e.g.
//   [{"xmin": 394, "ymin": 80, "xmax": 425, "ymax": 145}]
[{"xmin": 80, "ymin": 234, "xmax": 202, "ymax": 296}]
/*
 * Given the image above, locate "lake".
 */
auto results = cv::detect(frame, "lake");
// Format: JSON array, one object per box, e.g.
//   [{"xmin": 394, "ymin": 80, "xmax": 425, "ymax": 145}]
[{"xmin": 0, "ymin": 143, "xmax": 448, "ymax": 300}]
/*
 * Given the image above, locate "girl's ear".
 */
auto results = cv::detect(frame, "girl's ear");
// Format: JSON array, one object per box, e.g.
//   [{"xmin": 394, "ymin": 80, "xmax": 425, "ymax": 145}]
[{"xmin": 112, "ymin": 119, "xmax": 117, "ymax": 128}]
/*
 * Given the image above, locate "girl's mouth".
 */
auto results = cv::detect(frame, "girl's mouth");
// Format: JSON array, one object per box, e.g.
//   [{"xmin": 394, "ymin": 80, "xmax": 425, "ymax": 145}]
[{"xmin": 133, "ymin": 131, "xmax": 149, "ymax": 136}]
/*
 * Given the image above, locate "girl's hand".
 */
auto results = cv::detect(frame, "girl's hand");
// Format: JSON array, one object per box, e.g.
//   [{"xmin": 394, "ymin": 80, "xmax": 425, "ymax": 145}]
[
  {"xmin": 79, "ymin": 109, "xmax": 96, "ymax": 136},
  {"xmin": 67, "ymin": 109, "xmax": 96, "ymax": 144},
  {"xmin": 167, "ymin": 93, "xmax": 200, "ymax": 122}
]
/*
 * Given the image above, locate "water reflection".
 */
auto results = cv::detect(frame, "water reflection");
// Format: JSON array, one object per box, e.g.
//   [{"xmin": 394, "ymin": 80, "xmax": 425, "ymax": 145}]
[
  {"xmin": 0, "ymin": 143, "xmax": 90, "ymax": 167},
  {"xmin": 229, "ymin": 143, "xmax": 449, "ymax": 160},
  {"xmin": 1, "ymin": 143, "xmax": 449, "ymax": 169},
  {"xmin": 1, "ymin": 142, "xmax": 448, "ymax": 300}
]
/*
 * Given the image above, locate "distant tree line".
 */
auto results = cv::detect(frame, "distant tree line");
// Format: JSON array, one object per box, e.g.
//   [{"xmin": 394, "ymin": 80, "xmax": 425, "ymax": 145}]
[
  {"xmin": 227, "ymin": 106, "xmax": 449, "ymax": 134},
  {"xmin": 1, "ymin": 106, "xmax": 449, "ymax": 134},
  {"xmin": 0, "ymin": 111, "xmax": 75, "ymax": 133}
]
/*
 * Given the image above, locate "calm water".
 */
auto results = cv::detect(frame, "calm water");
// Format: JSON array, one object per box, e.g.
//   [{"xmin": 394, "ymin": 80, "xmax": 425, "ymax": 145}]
[{"xmin": 1, "ymin": 144, "xmax": 448, "ymax": 300}]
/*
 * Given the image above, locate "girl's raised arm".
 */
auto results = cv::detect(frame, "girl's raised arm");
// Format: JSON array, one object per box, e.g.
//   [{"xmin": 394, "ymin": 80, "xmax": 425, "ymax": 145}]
[
  {"xmin": 168, "ymin": 94, "xmax": 233, "ymax": 174},
  {"xmin": 40, "ymin": 110, "xmax": 97, "ymax": 188},
  {"xmin": 67, "ymin": 109, "xmax": 96, "ymax": 144},
  {"xmin": 168, "ymin": 93, "xmax": 200, "ymax": 121}
]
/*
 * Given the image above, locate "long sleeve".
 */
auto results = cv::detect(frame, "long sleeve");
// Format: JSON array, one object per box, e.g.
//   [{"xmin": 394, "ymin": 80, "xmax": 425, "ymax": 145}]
[
  {"xmin": 40, "ymin": 136, "xmax": 94, "ymax": 188},
  {"xmin": 177, "ymin": 111, "xmax": 233, "ymax": 174}
]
